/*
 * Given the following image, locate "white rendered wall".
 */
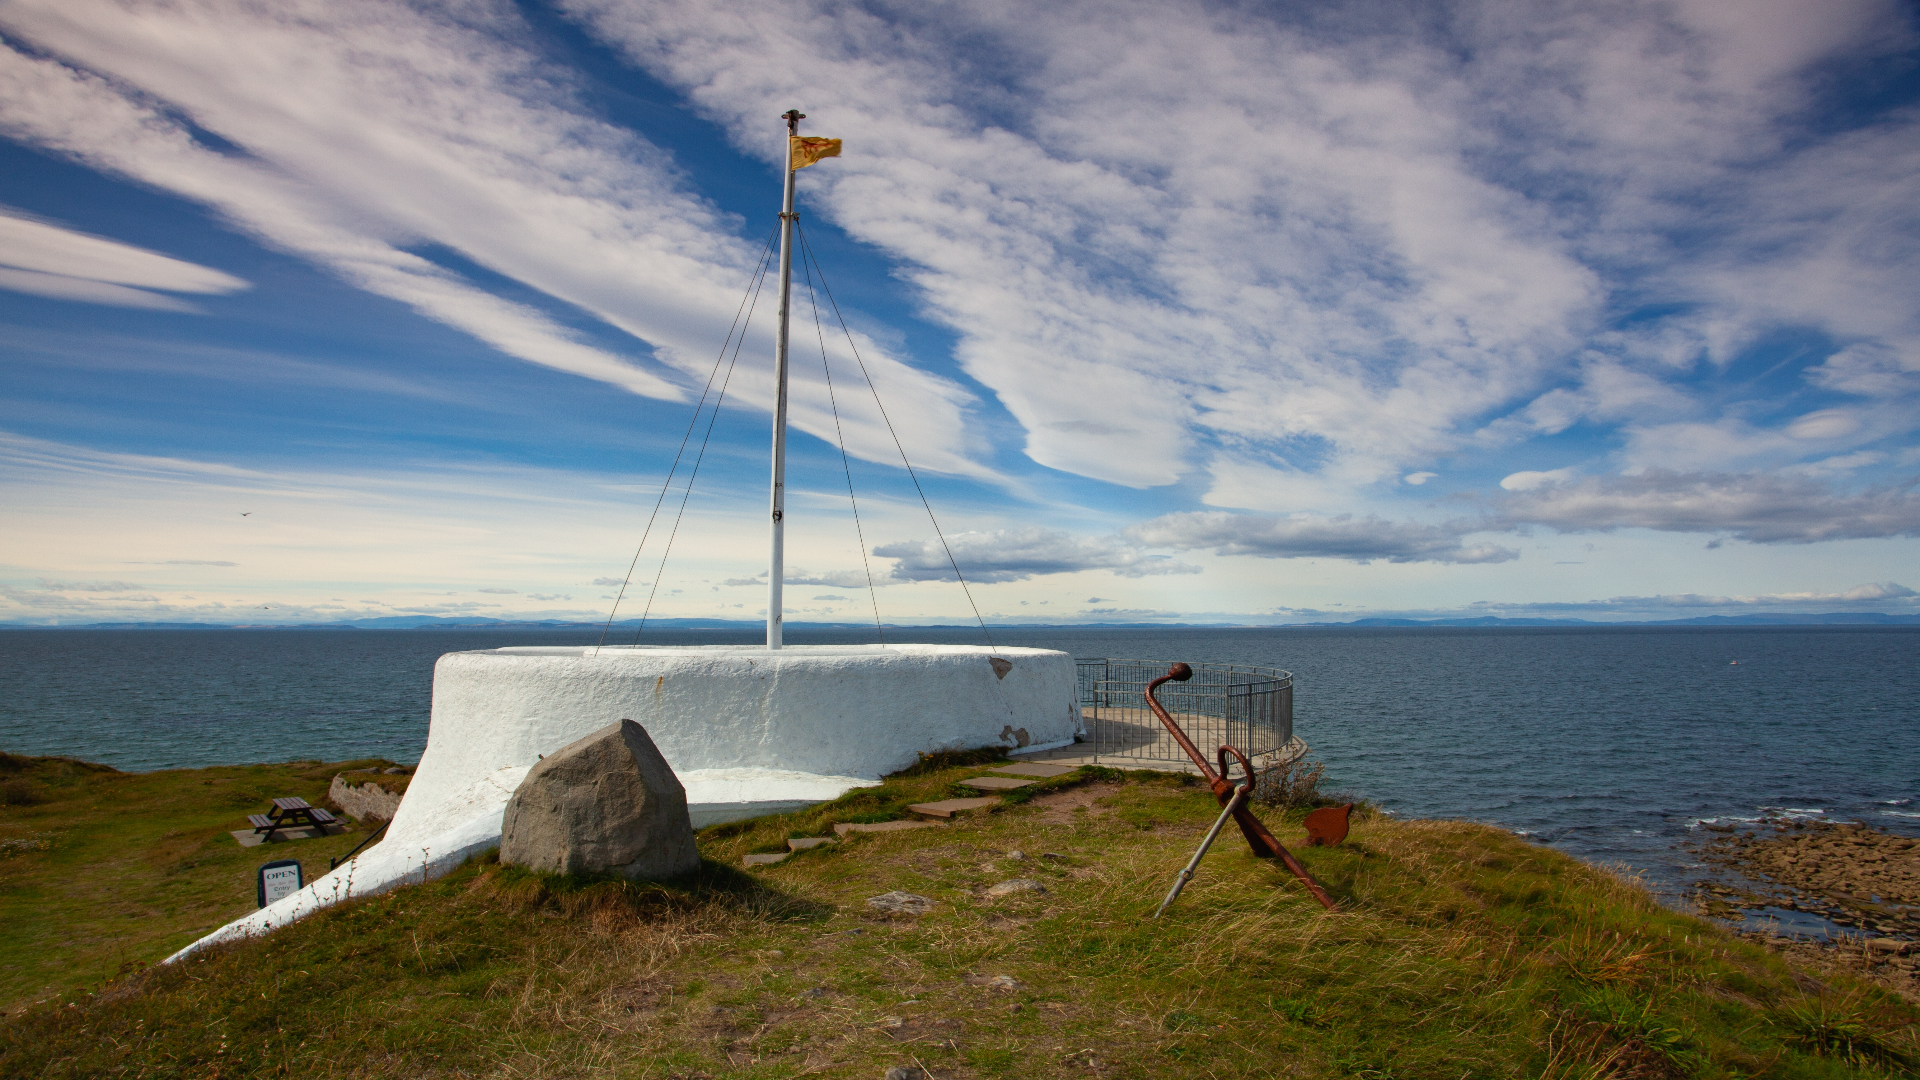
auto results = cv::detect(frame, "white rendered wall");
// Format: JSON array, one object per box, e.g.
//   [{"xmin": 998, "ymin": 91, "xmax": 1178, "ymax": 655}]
[
  {"xmin": 170, "ymin": 644, "xmax": 1080, "ymax": 961},
  {"xmin": 400, "ymin": 643, "xmax": 1080, "ymax": 826}
]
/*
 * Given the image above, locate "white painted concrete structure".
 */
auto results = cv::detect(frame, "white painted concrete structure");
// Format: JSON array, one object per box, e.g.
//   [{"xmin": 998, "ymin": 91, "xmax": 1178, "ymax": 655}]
[{"xmin": 170, "ymin": 644, "xmax": 1080, "ymax": 961}]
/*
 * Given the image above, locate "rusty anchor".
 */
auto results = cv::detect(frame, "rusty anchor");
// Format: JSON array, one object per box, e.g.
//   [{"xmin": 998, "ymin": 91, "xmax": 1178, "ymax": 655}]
[{"xmin": 1146, "ymin": 662, "xmax": 1338, "ymax": 912}]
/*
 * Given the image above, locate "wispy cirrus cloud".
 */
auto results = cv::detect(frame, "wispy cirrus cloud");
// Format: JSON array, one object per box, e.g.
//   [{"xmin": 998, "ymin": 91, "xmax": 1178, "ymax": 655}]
[
  {"xmin": 569, "ymin": 0, "xmax": 1920, "ymax": 494},
  {"xmin": 0, "ymin": 207, "xmax": 248, "ymax": 310},
  {"xmin": 0, "ymin": 0, "xmax": 987, "ymax": 477}
]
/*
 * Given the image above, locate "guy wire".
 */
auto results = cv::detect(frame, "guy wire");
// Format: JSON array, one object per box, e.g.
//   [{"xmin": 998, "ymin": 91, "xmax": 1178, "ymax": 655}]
[
  {"xmin": 633, "ymin": 238, "xmax": 774, "ymax": 642},
  {"xmin": 796, "ymin": 222, "xmax": 995, "ymax": 651},
  {"xmin": 799, "ymin": 244, "xmax": 886, "ymax": 643},
  {"xmin": 595, "ymin": 225, "xmax": 779, "ymax": 655}
]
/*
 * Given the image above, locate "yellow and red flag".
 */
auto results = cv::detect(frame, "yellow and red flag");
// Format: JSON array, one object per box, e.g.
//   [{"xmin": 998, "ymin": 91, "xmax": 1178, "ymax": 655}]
[{"xmin": 789, "ymin": 136, "xmax": 842, "ymax": 171}]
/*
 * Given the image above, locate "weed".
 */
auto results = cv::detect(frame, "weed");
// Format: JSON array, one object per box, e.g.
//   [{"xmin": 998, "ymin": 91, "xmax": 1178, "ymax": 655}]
[
  {"xmin": 1779, "ymin": 994, "xmax": 1914, "ymax": 1070},
  {"xmin": 1161, "ymin": 1008, "xmax": 1206, "ymax": 1031},
  {"xmin": 1253, "ymin": 754, "xmax": 1334, "ymax": 808},
  {"xmin": 0, "ymin": 779, "xmax": 44, "ymax": 807},
  {"xmin": 1571, "ymin": 986, "xmax": 1706, "ymax": 1072},
  {"xmin": 891, "ymin": 745, "xmax": 1011, "ymax": 777},
  {"xmin": 1268, "ymin": 995, "xmax": 1320, "ymax": 1025}
]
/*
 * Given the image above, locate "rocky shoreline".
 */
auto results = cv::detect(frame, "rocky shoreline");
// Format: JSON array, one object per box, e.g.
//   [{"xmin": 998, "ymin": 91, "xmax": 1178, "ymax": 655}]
[
  {"xmin": 1690, "ymin": 819, "xmax": 1920, "ymax": 1000},
  {"xmin": 1691, "ymin": 819, "xmax": 1920, "ymax": 936}
]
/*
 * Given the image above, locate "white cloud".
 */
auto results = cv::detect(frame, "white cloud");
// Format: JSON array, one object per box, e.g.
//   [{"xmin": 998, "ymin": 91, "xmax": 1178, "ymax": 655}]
[
  {"xmin": 567, "ymin": 0, "xmax": 1918, "ymax": 488},
  {"xmin": 0, "ymin": 0, "xmax": 988, "ymax": 478},
  {"xmin": 1786, "ymin": 409, "xmax": 1862, "ymax": 440},
  {"xmin": 1403, "ymin": 472, "xmax": 1437, "ymax": 486},
  {"xmin": 1450, "ymin": 581, "xmax": 1919, "ymax": 618},
  {"xmin": 1611, "ymin": 582, "xmax": 1917, "ymax": 608},
  {"xmin": 1500, "ymin": 467, "xmax": 1577, "ymax": 492},
  {"xmin": 875, "ymin": 528, "xmax": 1202, "ymax": 583},
  {"xmin": 1497, "ymin": 470, "xmax": 1920, "ymax": 542},
  {"xmin": 0, "ymin": 207, "xmax": 248, "ymax": 309},
  {"xmin": 36, "ymin": 578, "xmax": 147, "ymax": 592},
  {"xmin": 1127, "ymin": 511, "xmax": 1518, "ymax": 564},
  {"xmin": 0, "ymin": 429, "xmax": 795, "ymax": 624},
  {"xmin": 1808, "ymin": 342, "xmax": 1920, "ymax": 398}
]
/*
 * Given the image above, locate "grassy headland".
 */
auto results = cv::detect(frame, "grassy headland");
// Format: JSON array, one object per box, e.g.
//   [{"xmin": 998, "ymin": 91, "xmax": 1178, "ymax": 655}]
[
  {"xmin": 3, "ymin": 753, "xmax": 1917, "ymax": 1078},
  {"xmin": 0, "ymin": 752, "xmax": 386, "ymax": 1005}
]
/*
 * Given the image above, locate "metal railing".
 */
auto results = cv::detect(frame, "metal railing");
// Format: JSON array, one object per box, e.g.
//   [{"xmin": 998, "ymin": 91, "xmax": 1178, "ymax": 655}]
[{"xmin": 1075, "ymin": 658, "xmax": 1293, "ymax": 766}]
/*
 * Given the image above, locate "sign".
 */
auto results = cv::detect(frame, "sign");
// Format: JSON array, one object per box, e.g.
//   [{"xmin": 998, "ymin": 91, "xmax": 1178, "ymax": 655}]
[{"xmin": 257, "ymin": 859, "xmax": 303, "ymax": 908}]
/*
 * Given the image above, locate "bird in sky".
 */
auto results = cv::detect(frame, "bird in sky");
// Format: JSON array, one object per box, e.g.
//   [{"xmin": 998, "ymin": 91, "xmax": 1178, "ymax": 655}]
[{"xmin": 240, "ymin": 512, "xmax": 251, "ymax": 516}]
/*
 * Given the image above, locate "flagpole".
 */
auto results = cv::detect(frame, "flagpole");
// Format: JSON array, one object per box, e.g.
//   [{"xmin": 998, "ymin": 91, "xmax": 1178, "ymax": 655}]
[{"xmin": 768, "ymin": 109, "xmax": 802, "ymax": 650}]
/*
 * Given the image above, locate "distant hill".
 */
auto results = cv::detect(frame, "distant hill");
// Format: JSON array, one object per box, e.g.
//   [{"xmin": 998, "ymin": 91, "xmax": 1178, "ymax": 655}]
[{"xmin": 3, "ymin": 612, "xmax": 1916, "ymax": 630}]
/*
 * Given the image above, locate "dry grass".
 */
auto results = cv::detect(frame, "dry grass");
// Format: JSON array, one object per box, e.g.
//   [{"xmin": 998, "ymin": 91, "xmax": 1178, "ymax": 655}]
[
  {"xmin": 0, "ymin": 752, "xmax": 392, "ymax": 1006},
  {"xmin": 4, "ymin": 761, "xmax": 1918, "ymax": 1079}
]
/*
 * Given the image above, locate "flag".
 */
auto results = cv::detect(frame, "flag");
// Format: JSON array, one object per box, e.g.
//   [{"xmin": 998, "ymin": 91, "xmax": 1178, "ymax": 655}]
[{"xmin": 790, "ymin": 136, "xmax": 842, "ymax": 171}]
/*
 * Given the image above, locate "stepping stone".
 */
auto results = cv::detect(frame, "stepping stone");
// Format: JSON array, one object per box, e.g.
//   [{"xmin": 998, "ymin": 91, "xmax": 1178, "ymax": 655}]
[
  {"xmin": 743, "ymin": 852, "xmax": 790, "ymax": 866},
  {"xmin": 867, "ymin": 890, "xmax": 936, "ymax": 915},
  {"xmin": 908, "ymin": 797, "xmax": 1001, "ymax": 819},
  {"xmin": 961, "ymin": 776, "xmax": 1035, "ymax": 792},
  {"xmin": 992, "ymin": 762, "xmax": 1076, "ymax": 778},
  {"xmin": 788, "ymin": 836, "xmax": 836, "ymax": 851},
  {"xmin": 834, "ymin": 820, "xmax": 945, "ymax": 835}
]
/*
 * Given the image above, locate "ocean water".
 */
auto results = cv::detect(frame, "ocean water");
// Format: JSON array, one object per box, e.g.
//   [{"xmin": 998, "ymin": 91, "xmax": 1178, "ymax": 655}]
[{"xmin": 3, "ymin": 625, "xmax": 1915, "ymax": 923}]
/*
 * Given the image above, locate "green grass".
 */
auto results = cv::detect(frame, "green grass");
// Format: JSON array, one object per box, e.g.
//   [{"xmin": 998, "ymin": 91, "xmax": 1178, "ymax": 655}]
[
  {"xmin": 0, "ymin": 752, "xmax": 390, "ymax": 1006},
  {"xmin": 4, "ymin": 756, "xmax": 1918, "ymax": 1079}
]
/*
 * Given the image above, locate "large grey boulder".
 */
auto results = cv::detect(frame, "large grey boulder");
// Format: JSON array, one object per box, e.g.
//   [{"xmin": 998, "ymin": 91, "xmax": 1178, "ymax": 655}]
[{"xmin": 500, "ymin": 719, "xmax": 700, "ymax": 879}]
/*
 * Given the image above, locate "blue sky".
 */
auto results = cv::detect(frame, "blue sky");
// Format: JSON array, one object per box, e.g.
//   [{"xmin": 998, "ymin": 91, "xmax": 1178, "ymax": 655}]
[{"xmin": 1, "ymin": 0, "xmax": 1917, "ymax": 626}]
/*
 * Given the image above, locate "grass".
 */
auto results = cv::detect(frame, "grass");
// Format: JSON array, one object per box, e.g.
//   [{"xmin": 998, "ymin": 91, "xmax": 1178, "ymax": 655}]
[
  {"xmin": 0, "ymin": 751, "xmax": 392, "ymax": 1006},
  {"xmin": 4, "ymin": 755, "xmax": 1918, "ymax": 1078}
]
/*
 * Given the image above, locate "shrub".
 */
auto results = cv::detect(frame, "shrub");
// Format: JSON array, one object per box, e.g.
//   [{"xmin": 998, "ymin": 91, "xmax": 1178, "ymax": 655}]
[
  {"xmin": 0, "ymin": 778, "xmax": 45, "ymax": 806},
  {"xmin": 1251, "ymin": 755, "xmax": 1328, "ymax": 808}
]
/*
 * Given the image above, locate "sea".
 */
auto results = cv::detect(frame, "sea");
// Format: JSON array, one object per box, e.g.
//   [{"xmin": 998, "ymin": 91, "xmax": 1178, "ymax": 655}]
[{"xmin": 3, "ymin": 625, "xmax": 1915, "ymax": 932}]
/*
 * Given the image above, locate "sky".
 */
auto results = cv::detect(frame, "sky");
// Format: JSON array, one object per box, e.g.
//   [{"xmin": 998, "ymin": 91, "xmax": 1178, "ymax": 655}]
[{"xmin": 1, "ymin": 0, "xmax": 1917, "ymax": 628}]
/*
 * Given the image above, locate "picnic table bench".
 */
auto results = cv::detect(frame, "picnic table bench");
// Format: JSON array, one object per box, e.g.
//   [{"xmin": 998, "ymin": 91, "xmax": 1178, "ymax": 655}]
[{"xmin": 249, "ymin": 796, "xmax": 340, "ymax": 841}]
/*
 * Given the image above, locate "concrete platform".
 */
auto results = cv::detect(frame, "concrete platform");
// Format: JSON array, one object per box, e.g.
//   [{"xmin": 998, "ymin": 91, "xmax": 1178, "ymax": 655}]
[
  {"xmin": 787, "ymin": 836, "xmax": 836, "ymax": 851},
  {"xmin": 229, "ymin": 824, "xmax": 347, "ymax": 847},
  {"xmin": 907, "ymin": 797, "xmax": 1000, "ymax": 819},
  {"xmin": 743, "ymin": 852, "xmax": 790, "ymax": 866},
  {"xmin": 960, "ymin": 776, "xmax": 1035, "ymax": 791}
]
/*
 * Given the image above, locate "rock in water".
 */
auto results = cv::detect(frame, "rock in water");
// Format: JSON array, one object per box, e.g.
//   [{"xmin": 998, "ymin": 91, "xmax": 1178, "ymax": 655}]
[{"xmin": 501, "ymin": 719, "xmax": 699, "ymax": 879}]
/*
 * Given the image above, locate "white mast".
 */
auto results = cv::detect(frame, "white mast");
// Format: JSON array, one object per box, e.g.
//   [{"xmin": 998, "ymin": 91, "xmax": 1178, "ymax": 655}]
[{"xmin": 768, "ymin": 109, "xmax": 802, "ymax": 649}]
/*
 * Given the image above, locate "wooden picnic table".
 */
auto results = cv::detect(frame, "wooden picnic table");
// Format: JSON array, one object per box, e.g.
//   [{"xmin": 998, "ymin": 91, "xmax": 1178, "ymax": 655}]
[{"xmin": 248, "ymin": 796, "xmax": 340, "ymax": 841}]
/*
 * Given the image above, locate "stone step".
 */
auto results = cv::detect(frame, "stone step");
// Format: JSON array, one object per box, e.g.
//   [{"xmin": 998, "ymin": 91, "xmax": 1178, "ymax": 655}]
[
  {"xmin": 960, "ymin": 776, "xmax": 1035, "ymax": 792},
  {"xmin": 742, "ymin": 852, "xmax": 790, "ymax": 867},
  {"xmin": 834, "ymin": 820, "xmax": 945, "ymax": 836},
  {"xmin": 907, "ymin": 796, "xmax": 1001, "ymax": 819},
  {"xmin": 990, "ymin": 762, "xmax": 1076, "ymax": 778},
  {"xmin": 788, "ymin": 836, "xmax": 836, "ymax": 851}
]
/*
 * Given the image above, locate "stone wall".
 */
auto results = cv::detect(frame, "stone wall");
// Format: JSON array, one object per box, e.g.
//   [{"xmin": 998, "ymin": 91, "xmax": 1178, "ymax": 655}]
[{"xmin": 328, "ymin": 774, "xmax": 405, "ymax": 822}]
